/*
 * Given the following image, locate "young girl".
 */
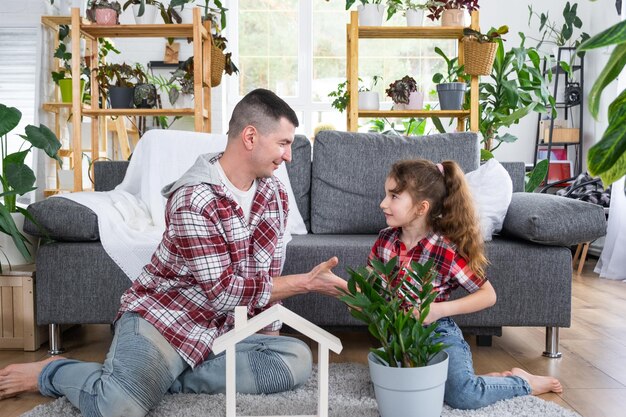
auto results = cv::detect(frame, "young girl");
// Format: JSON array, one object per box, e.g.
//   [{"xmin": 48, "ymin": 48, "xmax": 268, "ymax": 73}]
[{"xmin": 370, "ymin": 158, "xmax": 562, "ymax": 410}]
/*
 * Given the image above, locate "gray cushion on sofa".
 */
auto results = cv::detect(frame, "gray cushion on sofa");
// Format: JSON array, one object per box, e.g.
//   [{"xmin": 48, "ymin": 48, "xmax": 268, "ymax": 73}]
[
  {"xmin": 310, "ymin": 131, "xmax": 480, "ymax": 234},
  {"xmin": 94, "ymin": 160, "xmax": 129, "ymax": 191},
  {"xmin": 501, "ymin": 193, "xmax": 607, "ymax": 246},
  {"xmin": 285, "ymin": 135, "xmax": 312, "ymax": 231},
  {"xmin": 24, "ymin": 198, "xmax": 99, "ymax": 241}
]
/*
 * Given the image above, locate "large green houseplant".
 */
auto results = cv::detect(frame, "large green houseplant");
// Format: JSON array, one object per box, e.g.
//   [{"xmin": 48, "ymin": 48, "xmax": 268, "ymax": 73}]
[
  {"xmin": 340, "ymin": 257, "xmax": 448, "ymax": 417},
  {"xmin": 0, "ymin": 104, "xmax": 62, "ymax": 270},
  {"xmin": 577, "ymin": 14, "xmax": 626, "ymax": 186}
]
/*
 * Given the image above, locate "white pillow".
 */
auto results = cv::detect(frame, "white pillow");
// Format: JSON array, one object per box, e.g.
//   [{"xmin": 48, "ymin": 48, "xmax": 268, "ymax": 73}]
[{"xmin": 464, "ymin": 159, "xmax": 513, "ymax": 241}]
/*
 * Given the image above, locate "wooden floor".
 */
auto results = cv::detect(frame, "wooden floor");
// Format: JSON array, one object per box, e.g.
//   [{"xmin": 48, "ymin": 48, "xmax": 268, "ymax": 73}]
[{"xmin": 2, "ymin": 261, "xmax": 625, "ymax": 417}]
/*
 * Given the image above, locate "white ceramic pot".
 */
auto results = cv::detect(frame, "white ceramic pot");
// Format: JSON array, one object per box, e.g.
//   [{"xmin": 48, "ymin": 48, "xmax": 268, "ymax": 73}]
[
  {"xmin": 357, "ymin": 4, "xmax": 385, "ymax": 26},
  {"xmin": 175, "ymin": 93, "xmax": 194, "ymax": 109},
  {"xmin": 0, "ymin": 213, "xmax": 37, "ymax": 268},
  {"xmin": 173, "ymin": 5, "xmax": 196, "ymax": 23},
  {"xmin": 358, "ymin": 91, "xmax": 380, "ymax": 110},
  {"xmin": 368, "ymin": 351, "xmax": 448, "ymax": 417},
  {"xmin": 406, "ymin": 9, "xmax": 424, "ymax": 27},
  {"xmin": 132, "ymin": 4, "xmax": 158, "ymax": 24},
  {"xmin": 405, "ymin": 91, "xmax": 424, "ymax": 110},
  {"xmin": 441, "ymin": 8, "xmax": 465, "ymax": 27}
]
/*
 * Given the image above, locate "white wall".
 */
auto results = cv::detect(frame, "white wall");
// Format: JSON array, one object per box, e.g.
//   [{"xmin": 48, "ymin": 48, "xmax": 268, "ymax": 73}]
[{"xmin": 478, "ymin": 0, "xmax": 619, "ymax": 164}]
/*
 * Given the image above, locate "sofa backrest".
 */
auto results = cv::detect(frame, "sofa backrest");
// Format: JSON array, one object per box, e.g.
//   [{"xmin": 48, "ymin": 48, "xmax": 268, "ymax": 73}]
[
  {"xmin": 285, "ymin": 135, "xmax": 312, "ymax": 230},
  {"xmin": 309, "ymin": 131, "xmax": 480, "ymax": 234}
]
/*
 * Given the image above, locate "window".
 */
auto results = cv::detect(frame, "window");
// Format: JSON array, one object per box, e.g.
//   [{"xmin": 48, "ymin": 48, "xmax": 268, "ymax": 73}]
[{"xmin": 226, "ymin": 1, "xmax": 456, "ymax": 136}]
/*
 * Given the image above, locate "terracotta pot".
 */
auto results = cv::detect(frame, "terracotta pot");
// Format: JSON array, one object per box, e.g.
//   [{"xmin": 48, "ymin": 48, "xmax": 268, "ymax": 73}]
[
  {"xmin": 441, "ymin": 8, "xmax": 464, "ymax": 27},
  {"xmin": 95, "ymin": 8, "xmax": 118, "ymax": 25}
]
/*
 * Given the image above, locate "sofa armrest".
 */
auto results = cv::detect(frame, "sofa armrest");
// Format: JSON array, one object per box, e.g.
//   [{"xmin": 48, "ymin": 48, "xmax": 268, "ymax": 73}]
[{"xmin": 500, "ymin": 192, "xmax": 607, "ymax": 246}]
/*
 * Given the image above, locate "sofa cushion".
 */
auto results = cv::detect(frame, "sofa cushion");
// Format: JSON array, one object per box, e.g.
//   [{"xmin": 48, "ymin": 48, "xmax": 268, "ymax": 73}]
[
  {"xmin": 500, "ymin": 193, "xmax": 607, "ymax": 246},
  {"xmin": 24, "ymin": 198, "xmax": 99, "ymax": 241},
  {"xmin": 310, "ymin": 131, "xmax": 480, "ymax": 234},
  {"xmin": 285, "ymin": 135, "xmax": 312, "ymax": 231}
]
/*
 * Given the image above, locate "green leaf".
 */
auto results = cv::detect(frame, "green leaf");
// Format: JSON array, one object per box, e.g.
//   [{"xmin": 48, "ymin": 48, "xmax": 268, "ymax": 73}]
[
  {"xmin": 0, "ymin": 204, "xmax": 32, "ymax": 262},
  {"xmin": 587, "ymin": 43, "xmax": 626, "ymax": 119},
  {"xmin": 431, "ymin": 117, "xmax": 445, "ymax": 134},
  {"xmin": 20, "ymin": 124, "xmax": 63, "ymax": 165},
  {"xmin": 4, "ymin": 151, "xmax": 36, "ymax": 195},
  {"xmin": 578, "ymin": 19, "xmax": 626, "ymax": 50},
  {"xmin": 525, "ymin": 159, "xmax": 549, "ymax": 192},
  {"xmin": 0, "ymin": 104, "xmax": 21, "ymax": 137},
  {"xmin": 480, "ymin": 148, "xmax": 495, "ymax": 161}
]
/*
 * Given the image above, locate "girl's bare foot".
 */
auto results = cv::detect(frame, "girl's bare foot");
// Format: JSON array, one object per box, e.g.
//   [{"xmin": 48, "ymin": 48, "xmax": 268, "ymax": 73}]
[
  {"xmin": 511, "ymin": 367, "xmax": 563, "ymax": 395},
  {"xmin": 0, "ymin": 356, "xmax": 65, "ymax": 400},
  {"xmin": 484, "ymin": 370, "xmax": 513, "ymax": 377}
]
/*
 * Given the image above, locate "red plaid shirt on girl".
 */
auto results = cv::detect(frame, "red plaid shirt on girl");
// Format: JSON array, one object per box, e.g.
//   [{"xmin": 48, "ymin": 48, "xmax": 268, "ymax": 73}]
[
  {"xmin": 368, "ymin": 227, "xmax": 486, "ymax": 302},
  {"xmin": 118, "ymin": 175, "xmax": 288, "ymax": 368}
]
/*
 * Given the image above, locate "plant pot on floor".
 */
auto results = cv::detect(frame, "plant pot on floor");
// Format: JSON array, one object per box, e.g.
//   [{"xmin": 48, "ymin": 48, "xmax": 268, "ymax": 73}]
[
  {"xmin": 108, "ymin": 86, "xmax": 135, "ymax": 109},
  {"xmin": 437, "ymin": 82, "xmax": 466, "ymax": 110},
  {"xmin": 368, "ymin": 351, "xmax": 449, "ymax": 417},
  {"xmin": 441, "ymin": 8, "xmax": 464, "ymax": 27},
  {"xmin": 132, "ymin": 4, "xmax": 158, "ymax": 24},
  {"xmin": 0, "ymin": 213, "xmax": 37, "ymax": 268},
  {"xmin": 358, "ymin": 91, "xmax": 380, "ymax": 110},
  {"xmin": 358, "ymin": 4, "xmax": 385, "ymax": 26},
  {"xmin": 58, "ymin": 79, "xmax": 86, "ymax": 103},
  {"xmin": 406, "ymin": 9, "xmax": 424, "ymax": 26}
]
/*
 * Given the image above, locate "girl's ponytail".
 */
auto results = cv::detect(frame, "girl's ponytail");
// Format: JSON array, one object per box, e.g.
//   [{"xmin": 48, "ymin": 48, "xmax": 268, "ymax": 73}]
[{"xmin": 436, "ymin": 161, "xmax": 488, "ymax": 278}]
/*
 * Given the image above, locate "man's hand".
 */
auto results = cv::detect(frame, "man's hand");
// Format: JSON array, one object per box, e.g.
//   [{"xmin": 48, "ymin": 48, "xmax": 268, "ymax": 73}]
[{"xmin": 305, "ymin": 257, "xmax": 348, "ymax": 297}]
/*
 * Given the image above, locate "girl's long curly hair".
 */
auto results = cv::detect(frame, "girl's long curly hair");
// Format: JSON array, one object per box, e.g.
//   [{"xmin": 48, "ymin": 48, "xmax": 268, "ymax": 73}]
[{"xmin": 388, "ymin": 159, "xmax": 488, "ymax": 278}]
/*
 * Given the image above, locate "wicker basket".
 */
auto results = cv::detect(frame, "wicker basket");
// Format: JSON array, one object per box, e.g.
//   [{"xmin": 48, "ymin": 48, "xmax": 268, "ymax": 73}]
[
  {"xmin": 210, "ymin": 43, "xmax": 226, "ymax": 87},
  {"xmin": 463, "ymin": 39, "xmax": 497, "ymax": 76}
]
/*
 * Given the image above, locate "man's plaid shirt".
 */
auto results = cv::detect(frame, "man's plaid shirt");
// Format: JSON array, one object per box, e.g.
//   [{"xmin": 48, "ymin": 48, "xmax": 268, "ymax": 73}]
[
  {"xmin": 368, "ymin": 228, "xmax": 486, "ymax": 302},
  {"xmin": 118, "ymin": 169, "xmax": 288, "ymax": 368}
]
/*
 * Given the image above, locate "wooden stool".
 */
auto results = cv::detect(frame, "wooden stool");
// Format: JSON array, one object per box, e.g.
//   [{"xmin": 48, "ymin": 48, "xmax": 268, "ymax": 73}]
[{"xmin": 572, "ymin": 242, "xmax": 591, "ymax": 275}]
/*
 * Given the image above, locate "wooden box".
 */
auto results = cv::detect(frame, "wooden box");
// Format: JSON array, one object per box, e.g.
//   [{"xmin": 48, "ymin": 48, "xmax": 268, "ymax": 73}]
[
  {"xmin": 543, "ymin": 128, "xmax": 580, "ymax": 143},
  {"xmin": 0, "ymin": 266, "xmax": 48, "ymax": 351}
]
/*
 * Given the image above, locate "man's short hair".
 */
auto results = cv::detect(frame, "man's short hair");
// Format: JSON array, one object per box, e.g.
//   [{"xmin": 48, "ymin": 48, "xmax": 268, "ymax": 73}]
[{"xmin": 228, "ymin": 89, "xmax": 299, "ymax": 139}]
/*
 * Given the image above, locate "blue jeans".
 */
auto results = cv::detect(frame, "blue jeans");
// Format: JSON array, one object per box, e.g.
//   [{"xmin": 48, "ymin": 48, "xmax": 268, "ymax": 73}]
[
  {"xmin": 436, "ymin": 317, "xmax": 531, "ymax": 409},
  {"xmin": 39, "ymin": 312, "xmax": 312, "ymax": 417}
]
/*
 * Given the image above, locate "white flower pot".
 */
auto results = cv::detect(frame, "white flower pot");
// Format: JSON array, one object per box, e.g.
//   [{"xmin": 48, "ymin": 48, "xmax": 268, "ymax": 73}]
[
  {"xmin": 174, "ymin": 93, "xmax": 194, "ymax": 109},
  {"xmin": 132, "ymin": 4, "xmax": 158, "ymax": 24},
  {"xmin": 0, "ymin": 213, "xmax": 37, "ymax": 268},
  {"xmin": 405, "ymin": 91, "xmax": 424, "ymax": 110},
  {"xmin": 368, "ymin": 351, "xmax": 448, "ymax": 417},
  {"xmin": 173, "ymin": 5, "xmax": 197, "ymax": 24},
  {"xmin": 406, "ymin": 9, "xmax": 424, "ymax": 27},
  {"xmin": 358, "ymin": 91, "xmax": 380, "ymax": 110},
  {"xmin": 358, "ymin": 4, "xmax": 385, "ymax": 26}
]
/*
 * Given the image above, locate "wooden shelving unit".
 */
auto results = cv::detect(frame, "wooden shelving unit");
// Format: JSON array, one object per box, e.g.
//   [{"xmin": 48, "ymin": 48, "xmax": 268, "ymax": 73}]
[
  {"xmin": 346, "ymin": 10, "xmax": 480, "ymax": 132},
  {"xmin": 41, "ymin": 8, "xmax": 212, "ymax": 192}
]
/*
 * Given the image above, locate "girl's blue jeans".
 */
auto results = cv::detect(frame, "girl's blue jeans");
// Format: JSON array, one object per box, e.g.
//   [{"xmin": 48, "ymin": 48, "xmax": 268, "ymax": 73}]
[
  {"xmin": 38, "ymin": 312, "xmax": 312, "ymax": 417},
  {"xmin": 436, "ymin": 317, "xmax": 531, "ymax": 409}
]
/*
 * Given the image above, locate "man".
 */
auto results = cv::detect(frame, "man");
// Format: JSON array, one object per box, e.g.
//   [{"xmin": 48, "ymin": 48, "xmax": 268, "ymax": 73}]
[{"xmin": 0, "ymin": 89, "xmax": 347, "ymax": 417}]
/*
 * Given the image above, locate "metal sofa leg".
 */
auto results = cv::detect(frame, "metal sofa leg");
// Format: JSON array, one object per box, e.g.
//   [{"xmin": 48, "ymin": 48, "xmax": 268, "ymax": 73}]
[
  {"xmin": 48, "ymin": 324, "xmax": 65, "ymax": 355},
  {"xmin": 542, "ymin": 326, "xmax": 562, "ymax": 358}
]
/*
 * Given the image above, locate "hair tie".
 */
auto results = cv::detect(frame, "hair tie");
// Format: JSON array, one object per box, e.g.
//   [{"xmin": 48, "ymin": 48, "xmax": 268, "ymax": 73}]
[{"xmin": 436, "ymin": 163, "xmax": 444, "ymax": 175}]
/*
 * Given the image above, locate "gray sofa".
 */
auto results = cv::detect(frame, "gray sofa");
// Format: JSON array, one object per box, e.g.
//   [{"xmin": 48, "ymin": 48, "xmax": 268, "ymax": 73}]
[{"xmin": 26, "ymin": 131, "xmax": 607, "ymax": 356}]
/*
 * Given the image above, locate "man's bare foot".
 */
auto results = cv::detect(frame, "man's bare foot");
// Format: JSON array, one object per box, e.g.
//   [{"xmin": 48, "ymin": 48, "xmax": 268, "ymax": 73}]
[
  {"xmin": 511, "ymin": 367, "xmax": 563, "ymax": 395},
  {"xmin": 484, "ymin": 370, "xmax": 513, "ymax": 377},
  {"xmin": 0, "ymin": 356, "xmax": 65, "ymax": 400}
]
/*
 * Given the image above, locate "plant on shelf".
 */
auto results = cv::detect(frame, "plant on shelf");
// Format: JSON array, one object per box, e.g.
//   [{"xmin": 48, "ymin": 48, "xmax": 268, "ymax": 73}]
[
  {"xmin": 462, "ymin": 25, "xmax": 508, "ymax": 76},
  {"xmin": 426, "ymin": 0, "xmax": 479, "ymax": 22},
  {"xmin": 86, "ymin": 0, "xmax": 122, "ymax": 25},
  {"xmin": 386, "ymin": 75, "xmax": 418, "ymax": 105},
  {"xmin": 51, "ymin": 25, "xmax": 90, "ymax": 104},
  {"xmin": 329, "ymin": 76, "xmax": 382, "ymax": 113},
  {"xmin": 339, "ymin": 257, "xmax": 449, "ymax": 417},
  {"xmin": 387, "ymin": 0, "xmax": 444, "ymax": 19},
  {"xmin": 156, "ymin": 0, "xmax": 194, "ymax": 24},
  {"xmin": 197, "ymin": 0, "xmax": 239, "ymax": 83},
  {"xmin": 578, "ymin": 10, "xmax": 626, "ymax": 186},
  {"xmin": 94, "ymin": 62, "xmax": 141, "ymax": 108},
  {"xmin": 168, "ymin": 57, "xmax": 194, "ymax": 107},
  {"xmin": 432, "ymin": 46, "xmax": 466, "ymax": 111},
  {"xmin": 0, "ymin": 104, "xmax": 62, "ymax": 270}
]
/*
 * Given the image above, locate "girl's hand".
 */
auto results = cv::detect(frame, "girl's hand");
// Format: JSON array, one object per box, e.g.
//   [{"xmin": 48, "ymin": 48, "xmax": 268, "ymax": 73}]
[{"xmin": 421, "ymin": 302, "xmax": 447, "ymax": 325}]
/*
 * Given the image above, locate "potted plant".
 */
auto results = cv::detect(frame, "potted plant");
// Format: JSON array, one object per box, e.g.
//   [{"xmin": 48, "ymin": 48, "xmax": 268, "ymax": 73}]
[
  {"xmin": 427, "ymin": 0, "xmax": 479, "ymax": 27},
  {"xmin": 386, "ymin": 75, "xmax": 423, "ymax": 110},
  {"xmin": 94, "ymin": 62, "xmax": 140, "ymax": 108},
  {"xmin": 340, "ymin": 257, "xmax": 448, "ymax": 417},
  {"xmin": 328, "ymin": 76, "xmax": 382, "ymax": 113},
  {"xmin": 432, "ymin": 47, "xmax": 465, "ymax": 110},
  {"xmin": 168, "ymin": 57, "xmax": 194, "ymax": 108},
  {"xmin": 197, "ymin": 0, "xmax": 238, "ymax": 86},
  {"xmin": 51, "ymin": 25, "xmax": 89, "ymax": 103},
  {"xmin": 387, "ymin": 1, "xmax": 443, "ymax": 26},
  {"xmin": 462, "ymin": 25, "xmax": 508, "ymax": 76},
  {"xmin": 132, "ymin": 63, "xmax": 157, "ymax": 109},
  {"xmin": 344, "ymin": 1, "xmax": 386, "ymax": 26},
  {"xmin": 169, "ymin": 0, "xmax": 196, "ymax": 23},
  {"xmin": 0, "ymin": 104, "xmax": 63, "ymax": 270},
  {"xmin": 122, "ymin": 0, "xmax": 161, "ymax": 24},
  {"xmin": 87, "ymin": 0, "xmax": 122, "ymax": 25}
]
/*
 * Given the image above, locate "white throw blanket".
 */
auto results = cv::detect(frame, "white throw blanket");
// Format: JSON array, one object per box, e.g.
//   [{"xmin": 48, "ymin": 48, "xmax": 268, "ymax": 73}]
[{"xmin": 58, "ymin": 130, "xmax": 231, "ymax": 280}]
